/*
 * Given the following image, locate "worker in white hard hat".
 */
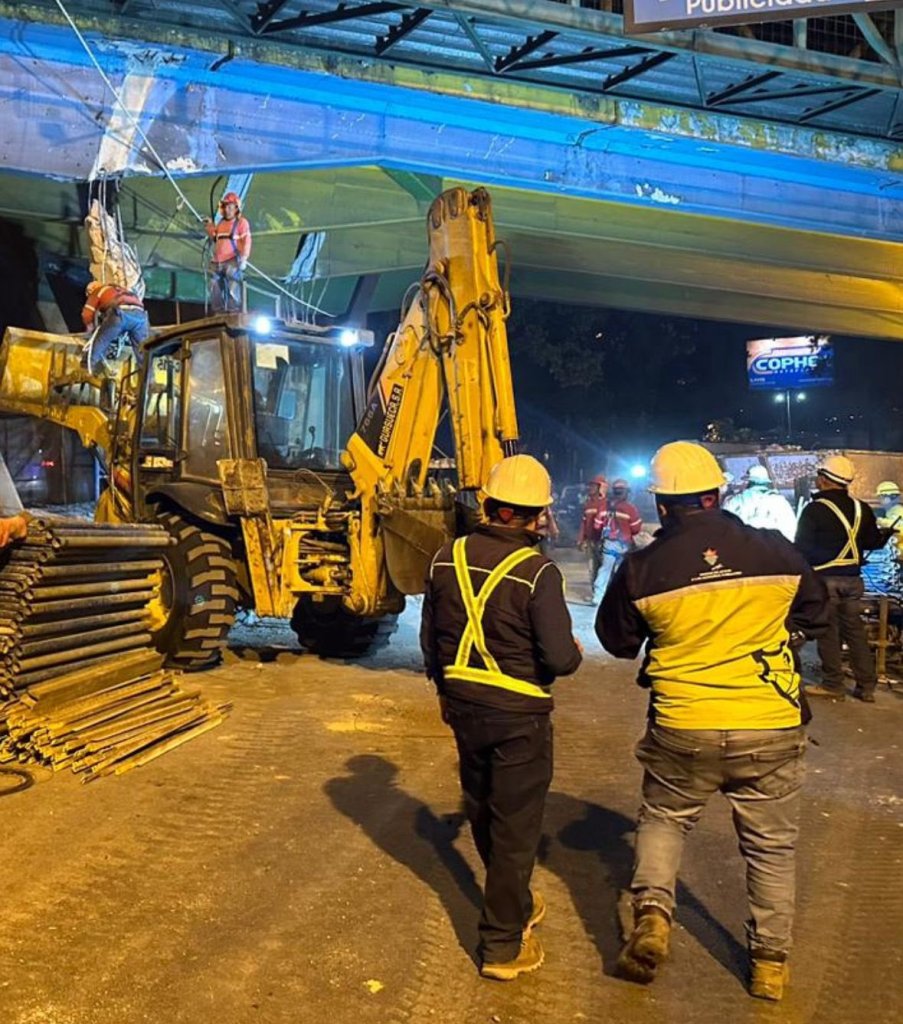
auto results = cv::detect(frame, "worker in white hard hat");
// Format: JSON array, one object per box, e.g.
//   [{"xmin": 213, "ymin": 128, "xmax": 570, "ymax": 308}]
[
  {"xmin": 595, "ymin": 441, "xmax": 829, "ymax": 1002},
  {"xmin": 420, "ymin": 453, "xmax": 582, "ymax": 981},
  {"xmin": 794, "ymin": 455, "xmax": 882, "ymax": 703},
  {"xmin": 875, "ymin": 480, "xmax": 903, "ymax": 562},
  {"xmin": 723, "ymin": 464, "xmax": 798, "ymax": 542}
]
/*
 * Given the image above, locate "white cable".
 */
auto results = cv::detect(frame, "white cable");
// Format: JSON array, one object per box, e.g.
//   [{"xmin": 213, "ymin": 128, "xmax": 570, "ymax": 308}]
[{"xmin": 54, "ymin": 0, "xmax": 333, "ymax": 317}]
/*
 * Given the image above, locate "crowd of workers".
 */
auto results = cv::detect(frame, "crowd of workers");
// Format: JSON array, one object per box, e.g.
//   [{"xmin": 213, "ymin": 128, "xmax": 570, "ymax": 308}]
[{"xmin": 420, "ymin": 444, "xmax": 892, "ymax": 1001}]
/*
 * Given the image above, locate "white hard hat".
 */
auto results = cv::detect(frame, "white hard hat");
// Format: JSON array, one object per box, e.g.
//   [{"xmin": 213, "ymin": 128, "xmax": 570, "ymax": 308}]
[
  {"xmin": 748, "ymin": 465, "xmax": 771, "ymax": 485},
  {"xmin": 817, "ymin": 455, "xmax": 855, "ymax": 486},
  {"xmin": 648, "ymin": 442, "xmax": 726, "ymax": 495},
  {"xmin": 484, "ymin": 455, "xmax": 553, "ymax": 507}
]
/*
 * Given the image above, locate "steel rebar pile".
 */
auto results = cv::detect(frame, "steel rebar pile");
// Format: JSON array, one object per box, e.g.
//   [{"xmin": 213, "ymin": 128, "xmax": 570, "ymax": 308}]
[
  {"xmin": 0, "ymin": 650, "xmax": 231, "ymax": 780},
  {"xmin": 0, "ymin": 515, "xmax": 172, "ymax": 695}
]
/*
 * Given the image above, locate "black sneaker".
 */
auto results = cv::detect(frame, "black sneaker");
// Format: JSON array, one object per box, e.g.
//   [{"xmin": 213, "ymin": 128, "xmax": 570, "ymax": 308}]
[{"xmin": 851, "ymin": 687, "xmax": 876, "ymax": 703}]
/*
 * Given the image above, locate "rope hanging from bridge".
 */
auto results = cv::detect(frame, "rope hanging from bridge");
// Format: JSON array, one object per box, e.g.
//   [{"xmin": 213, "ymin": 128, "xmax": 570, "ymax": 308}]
[{"xmin": 52, "ymin": 0, "xmax": 332, "ymax": 317}]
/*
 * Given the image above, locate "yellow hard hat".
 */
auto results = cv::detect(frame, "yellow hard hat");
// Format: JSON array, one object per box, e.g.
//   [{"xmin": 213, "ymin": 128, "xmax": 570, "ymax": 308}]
[
  {"xmin": 817, "ymin": 455, "xmax": 855, "ymax": 486},
  {"xmin": 877, "ymin": 480, "xmax": 901, "ymax": 496},
  {"xmin": 484, "ymin": 455, "xmax": 553, "ymax": 507},
  {"xmin": 649, "ymin": 441, "xmax": 726, "ymax": 495},
  {"xmin": 86, "ymin": 280, "xmax": 103, "ymax": 294}
]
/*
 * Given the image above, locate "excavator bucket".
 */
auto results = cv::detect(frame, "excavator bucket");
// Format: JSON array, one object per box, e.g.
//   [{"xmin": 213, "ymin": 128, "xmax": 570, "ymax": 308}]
[
  {"xmin": 380, "ymin": 503, "xmax": 457, "ymax": 595},
  {"xmin": 0, "ymin": 327, "xmax": 112, "ymax": 454}
]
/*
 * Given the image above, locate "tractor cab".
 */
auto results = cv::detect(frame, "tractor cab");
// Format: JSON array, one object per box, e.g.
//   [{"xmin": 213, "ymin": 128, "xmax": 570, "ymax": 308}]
[{"xmin": 131, "ymin": 313, "xmax": 372, "ymax": 526}]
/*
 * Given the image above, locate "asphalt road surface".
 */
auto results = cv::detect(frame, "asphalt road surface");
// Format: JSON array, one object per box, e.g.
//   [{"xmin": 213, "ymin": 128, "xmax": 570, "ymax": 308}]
[{"xmin": 1, "ymin": 551, "xmax": 900, "ymax": 1024}]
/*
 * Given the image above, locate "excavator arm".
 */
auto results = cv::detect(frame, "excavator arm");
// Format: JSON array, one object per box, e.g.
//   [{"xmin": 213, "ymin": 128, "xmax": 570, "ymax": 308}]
[{"xmin": 343, "ymin": 187, "xmax": 519, "ymax": 603}]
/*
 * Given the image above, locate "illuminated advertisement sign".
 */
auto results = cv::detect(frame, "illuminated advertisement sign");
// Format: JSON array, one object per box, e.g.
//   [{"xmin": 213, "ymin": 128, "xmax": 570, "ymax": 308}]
[
  {"xmin": 625, "ymin": 0, "xmax": 899, "ymax": 34},
  {"xmin": 746, "ymin": 336, "xmax": 833, "ymax": 390}
]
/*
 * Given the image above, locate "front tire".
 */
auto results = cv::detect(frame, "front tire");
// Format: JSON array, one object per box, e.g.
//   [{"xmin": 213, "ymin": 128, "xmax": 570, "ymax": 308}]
[
  {"xmin": 150, "ymin": 511, "xmax": 239, "ymax": 670},
  {"xmin": 290, "ymin": 599, "xmax": 399, "ymax": 658}
]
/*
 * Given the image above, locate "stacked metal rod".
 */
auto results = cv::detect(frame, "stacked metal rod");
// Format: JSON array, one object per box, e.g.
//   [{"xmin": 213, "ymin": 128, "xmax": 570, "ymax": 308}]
[
  {"xmin": 0, "ymin": 650, "xmax": 231, "ymax": 780},
  {"xmin": 0, "ymin": 515, "xmax": 172, "ymax": 695}
]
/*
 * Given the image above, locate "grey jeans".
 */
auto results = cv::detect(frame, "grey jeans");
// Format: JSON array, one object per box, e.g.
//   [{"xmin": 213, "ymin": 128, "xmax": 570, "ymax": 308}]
[
  {"xmin": 630, "ymin": 723, "xmax": 806, "ymax": 957},
  {"xmin": 817, "ymin": 574, "xmax": 877, "ymax": 693}
]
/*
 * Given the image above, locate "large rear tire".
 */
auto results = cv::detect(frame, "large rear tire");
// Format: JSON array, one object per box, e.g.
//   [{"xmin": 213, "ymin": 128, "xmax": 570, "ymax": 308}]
[
  {"xmin": 290, "ymin": 599, "xmax": 399, "ymax": 658},
  {"xmin": 150, "ymin": 511, "xmax": 239, "ymax": 670}
]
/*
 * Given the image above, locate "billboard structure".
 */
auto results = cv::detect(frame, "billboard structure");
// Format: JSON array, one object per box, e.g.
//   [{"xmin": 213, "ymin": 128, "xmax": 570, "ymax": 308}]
[
  {"xmin": 625, "ymin": 0, "xmax": 900, "ymax": 35},
  {"xmin": 746, "ymin": 335, "xmax": 833, "ymax": 391}
]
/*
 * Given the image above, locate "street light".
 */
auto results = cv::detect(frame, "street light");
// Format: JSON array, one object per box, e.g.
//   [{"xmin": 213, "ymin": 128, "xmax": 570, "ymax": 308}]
[{"xmin": 773, "ymin": 391, "xmax": 806, "ymax": 440}]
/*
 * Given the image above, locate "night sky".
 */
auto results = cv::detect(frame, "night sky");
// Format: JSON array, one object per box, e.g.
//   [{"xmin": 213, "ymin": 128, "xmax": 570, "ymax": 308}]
[{"xmin": 499, "ymin": 299, "xmax": 903, "ymax": 485}]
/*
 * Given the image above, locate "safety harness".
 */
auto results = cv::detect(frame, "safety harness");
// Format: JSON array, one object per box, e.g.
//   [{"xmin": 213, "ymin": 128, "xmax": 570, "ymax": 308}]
[
  {"xmin": 813, "ymin": 496, "xmax": 862, "ymax": 571},
  {"xmin": 445, "ymin": 537, "xmax": 551, "ymax": 700}
]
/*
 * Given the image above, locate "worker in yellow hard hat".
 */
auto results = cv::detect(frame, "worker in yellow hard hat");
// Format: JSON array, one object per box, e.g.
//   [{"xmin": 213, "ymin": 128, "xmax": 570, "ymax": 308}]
[
  {"xmin": 595, "ymin": 441, "xmax": 829, "ymax": 1002},
  {"xmin": 795, "ymin": 454, "xmax": 883, "ymax": 703},
  {"xmin": 420, "ymin": 453, "xmax": 582, "ymax": 981}
]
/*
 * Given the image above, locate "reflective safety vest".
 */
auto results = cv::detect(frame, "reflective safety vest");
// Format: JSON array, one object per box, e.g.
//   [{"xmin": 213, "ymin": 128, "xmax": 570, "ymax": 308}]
[
  {"xmin": 813, "ymin": 497, "xmax": 862, "ymax": 571},
  {"xmin": 444, "ymin": 537, "xmax": 551, "ymax": 700}
]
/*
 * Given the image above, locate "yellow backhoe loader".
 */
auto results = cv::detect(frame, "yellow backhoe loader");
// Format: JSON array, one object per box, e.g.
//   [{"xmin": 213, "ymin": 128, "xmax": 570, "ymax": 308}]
[{"xmin": 0, "ymin": 187, "xmax": 519, "ymax": 667}]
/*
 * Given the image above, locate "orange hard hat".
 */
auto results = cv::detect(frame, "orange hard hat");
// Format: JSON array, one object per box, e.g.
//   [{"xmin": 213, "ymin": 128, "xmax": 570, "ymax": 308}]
[
  {"xmin": 591, "ymin": 474, "xmax": 608, "ymax": 487},
  {"xmin": 220, "ymin": 191, "xmax": 241, "ymax": 209},
  {"xmin": 612, "ymin": 478, "xmax": 629, "ymax": 490}
]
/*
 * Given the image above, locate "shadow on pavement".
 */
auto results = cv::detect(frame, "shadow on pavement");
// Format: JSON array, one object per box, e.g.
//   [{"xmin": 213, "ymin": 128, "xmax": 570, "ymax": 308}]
[
  {"xmin": 542, "ymin": 792, "xmax": 746, "ymax": 983},
  {"xmin": 325, "ymin": 754, "xmax": 482, "ymax": 965}
]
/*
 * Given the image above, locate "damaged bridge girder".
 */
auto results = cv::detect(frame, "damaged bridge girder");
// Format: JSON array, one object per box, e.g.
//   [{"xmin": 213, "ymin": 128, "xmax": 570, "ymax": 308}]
[
  {"xmin": 1, "ymin": 16, "xmax": 902, "ymax": 338},
  {"xmin": 2, "ymin": 18, "xmax": 902, "ymax": 236}
]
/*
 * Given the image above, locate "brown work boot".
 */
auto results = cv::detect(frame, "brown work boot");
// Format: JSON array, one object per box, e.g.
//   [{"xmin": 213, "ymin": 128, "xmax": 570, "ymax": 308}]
[
  {"xmin": 804, "ymin": 683, "xmax": 845, "ymax": 701},
  {"xmin": 749, "ymin": 955, "xmax": 790, "ymax": 1001},
  {"xmin": 480, "ymin": 933, "xmax": 545, "ymax": 981},
  {"xmin": 526, "ymin": 889, "xmax": 546, "ymax": 933},
  {"xmin": 616, "ymin": 905, "xmax": 671, "ymax": 984}
]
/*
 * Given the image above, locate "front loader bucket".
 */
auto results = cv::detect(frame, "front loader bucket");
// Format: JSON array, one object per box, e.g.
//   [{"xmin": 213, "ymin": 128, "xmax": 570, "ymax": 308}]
[{"xmin": 0, "ymin": 327, "xmax": 112, "ymax": 453}]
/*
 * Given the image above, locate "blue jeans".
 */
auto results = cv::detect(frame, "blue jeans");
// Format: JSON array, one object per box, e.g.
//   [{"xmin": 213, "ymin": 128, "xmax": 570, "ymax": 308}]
[
  {"xmin": 630, "ymin": 724, "xmax": 806, "ymax": 957},
  {"xmin": 88, "ymin": 308, "xmax": 149, "ymax": 373}
]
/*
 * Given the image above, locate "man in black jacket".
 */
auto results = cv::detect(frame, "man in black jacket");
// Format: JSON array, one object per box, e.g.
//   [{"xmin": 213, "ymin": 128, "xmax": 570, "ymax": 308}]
[
  {"xmin": 421, "ymin": 454, "xmax": 582, "ymax": 980},
  {"xmin": 794, "ymin": 455, "xmax": 882, "ymax": 702}
]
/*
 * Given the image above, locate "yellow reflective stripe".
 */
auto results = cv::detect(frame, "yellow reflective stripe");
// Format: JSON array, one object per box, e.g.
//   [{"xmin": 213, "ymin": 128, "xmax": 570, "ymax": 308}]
[
  {"xmin": 452, "ymin": 538, "xmax": 537, "ymax": 671},
  {"xmin": 444, "ymin": 666, "xmax": 552, "ymax": 700},
  {"xmin": 450, "ymin": 538, "xmax": 543, "ymax": 695},
  {"xmin": 813, "ymin": 498, "xmax": 862, "ymax": 570}
]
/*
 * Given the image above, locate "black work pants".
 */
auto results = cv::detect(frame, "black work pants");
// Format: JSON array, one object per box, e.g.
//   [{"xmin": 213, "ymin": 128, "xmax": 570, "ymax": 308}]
[
  {"xmin": 443, "ymin": 697, "xmax": 553, "ymax": 964},
  {"xmin": 817, "ymin": 574, "xmax": 877, "ymax": 693}
]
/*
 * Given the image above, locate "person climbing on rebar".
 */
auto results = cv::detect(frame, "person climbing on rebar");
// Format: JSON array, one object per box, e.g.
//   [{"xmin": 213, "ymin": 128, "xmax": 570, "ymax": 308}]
[
  {"xmin": 81, "ymin": 281, "xmax": 149, "ymax": 376},
  {"xmin": 205, "ymin": 191, "xmax": 252, "ymax": 312}
]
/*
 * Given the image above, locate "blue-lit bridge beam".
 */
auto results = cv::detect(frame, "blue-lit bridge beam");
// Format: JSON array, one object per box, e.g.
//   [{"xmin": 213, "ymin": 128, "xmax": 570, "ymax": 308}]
[{"xmin": 2, "ymin": 19, "xmax": 902, "ymax": 241}]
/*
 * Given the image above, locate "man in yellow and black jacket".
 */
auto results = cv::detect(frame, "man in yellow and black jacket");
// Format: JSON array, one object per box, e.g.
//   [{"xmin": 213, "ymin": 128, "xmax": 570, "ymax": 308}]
[
  {"xmin": 421, "ymin": 454, "xmax": 582, "ymax": 981},
  {"xmin": 596, "ymin": 442, "xmax": 829, "ymax": 1003}
]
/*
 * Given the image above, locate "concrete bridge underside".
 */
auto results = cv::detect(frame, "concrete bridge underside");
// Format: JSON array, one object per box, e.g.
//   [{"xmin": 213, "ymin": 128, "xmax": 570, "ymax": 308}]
[{"xmin": 1, "ymin": 8, "xmax": 902, "ymax": 337}]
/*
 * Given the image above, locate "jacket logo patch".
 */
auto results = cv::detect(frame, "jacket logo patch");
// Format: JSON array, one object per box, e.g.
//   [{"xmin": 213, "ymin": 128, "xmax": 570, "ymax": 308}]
[{"xmin": 692, "ymin": 547, "xmax": 742, "ymax": 583}]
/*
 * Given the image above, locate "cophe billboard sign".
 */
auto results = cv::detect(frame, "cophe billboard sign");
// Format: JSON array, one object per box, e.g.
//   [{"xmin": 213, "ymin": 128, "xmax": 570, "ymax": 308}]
[
  {"xmin": 626, "ymin": 0, "xmax": 900, "ymax": 34},
  {"xmin": 747, "ymin": 336, "xmax": 833, "ymax": 390}
]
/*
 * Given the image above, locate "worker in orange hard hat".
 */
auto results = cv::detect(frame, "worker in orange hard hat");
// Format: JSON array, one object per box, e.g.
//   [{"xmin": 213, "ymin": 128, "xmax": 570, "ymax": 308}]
[{"xmin": 204, "ymin": 190, "xmax": 252, "ymax": 312}]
